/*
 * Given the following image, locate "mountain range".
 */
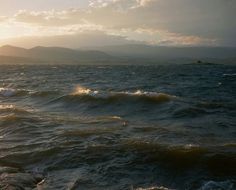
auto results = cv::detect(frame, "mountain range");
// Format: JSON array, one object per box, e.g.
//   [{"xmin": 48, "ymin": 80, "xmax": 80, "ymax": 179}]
[
  {"xmin": 0, "ymin": 44, "xmax": 236, "ymax": 64},
  {"xmin": 0, "ymin": 45, "xmax": 112, "ymax": 64}
]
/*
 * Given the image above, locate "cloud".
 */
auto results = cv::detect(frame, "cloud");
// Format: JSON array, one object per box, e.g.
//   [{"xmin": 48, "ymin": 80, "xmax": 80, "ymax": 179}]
[
  {"xmin": 0, "ymin": 16, "xmax": 8, "ymax": 22},
  {"xmin": 14, "ymin": 9, "xmax": 88, "ymax": 26},
  {"xmin": 1, "ymin": 0, "xmax": 235, "ymax": 46},
  {"xmin": 0, "ymin": 30, "xmax": 141, "ymax": 48}
]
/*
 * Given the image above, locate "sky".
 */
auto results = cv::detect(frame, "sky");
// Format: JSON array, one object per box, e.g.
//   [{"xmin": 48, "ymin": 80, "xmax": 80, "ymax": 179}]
[{"xmin": 0, "ymin": 0, "xmax": 235, "ymax": 48}]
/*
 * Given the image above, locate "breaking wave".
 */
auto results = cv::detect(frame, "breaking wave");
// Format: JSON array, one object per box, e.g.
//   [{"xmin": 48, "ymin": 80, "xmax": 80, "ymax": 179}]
[
  {"xmin": 0, "ymin": 87, "xmax": 28, "ymax": 97},
  {"xmin": 53, "ymin": 86, "xmax": 177, "ymax": 105},
  {"xmin": 120, "ymin": 139, "xmax": 236, "ymax": 171},
  {"xmin": 199, "ymin": 180, "xmax": 235, "ymax": 190},
  {"xmin": 0, "ymin": 87, "xmax": 59, "ymax": 98},
  {"xmin": 223, "ymin": 73, "xmax": 236, "ymax": 76}
]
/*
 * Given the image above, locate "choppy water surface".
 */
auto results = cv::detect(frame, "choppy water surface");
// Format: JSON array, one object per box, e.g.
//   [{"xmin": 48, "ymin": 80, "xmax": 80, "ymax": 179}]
[{"xmin": 0, "ymin": 64, "xmax": 235, "ymax": 190}]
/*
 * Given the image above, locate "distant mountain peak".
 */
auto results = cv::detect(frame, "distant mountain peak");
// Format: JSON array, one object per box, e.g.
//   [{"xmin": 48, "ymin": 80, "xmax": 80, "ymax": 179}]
[
  {"xmin": 1, "ymin": 45, "xmax": 26, "ymax": 50},
  {"xmin": 0, "ymin": 45, "xmax": 112, "ymax": 64}
]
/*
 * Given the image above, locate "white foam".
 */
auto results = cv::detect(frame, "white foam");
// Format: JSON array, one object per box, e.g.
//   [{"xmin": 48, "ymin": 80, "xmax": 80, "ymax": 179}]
[
  {"xmin": 135, "ymin": 186, "xmax": 172, "ymax": 190},
  {"xmin": 116, "ymin": 90, "xmax": 176, "ymax": 99},
  {"xmin": 0, "ymin": 104, "xmax": 14, "ymax": 109},
  {"xmin": 0, "ymin": 88, "xmax": 17, "ymax": 97},
  {"xmin": 200, "ymin": 180, "xmax": 234, "ymax": 190},
  {"xmin": 223, "ymin": 73, "xmax": 236, "ymax": 76},
  {"xmin": 72, "ymin": 85, "xmax": 98, "ymax": 95}
]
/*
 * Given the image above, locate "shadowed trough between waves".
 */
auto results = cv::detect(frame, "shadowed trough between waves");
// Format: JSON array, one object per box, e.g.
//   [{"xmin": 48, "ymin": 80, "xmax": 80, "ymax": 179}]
[{"xmin": 0, "ymin": 64, "xmax": 235, "ymax": 189}]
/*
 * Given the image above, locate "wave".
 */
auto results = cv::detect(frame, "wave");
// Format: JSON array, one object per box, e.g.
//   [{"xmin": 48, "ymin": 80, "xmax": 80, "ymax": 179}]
[
  {"xmin": 135, "ymin": 186, "xmax": 171, "ymax": 190},
  {"xmin": 223, "ymin": 143, "xmax": 236, "ymax": 148},
  {"xmin": 173, "ymin": 101, "xmax": 236, "ymax": 117},
  {"xmin": 72, "ymin": 85, "xmax": 98, "ymax": 95},
  {"xmin": 0, "ymin": 87, "xmax": 60, "ymax": 98},
  {"xmin": 122, "ymin": 139, "xmax": 207, "ymax": 156},
  {"xmin": 0, "ymin": 85, "xmax": 176, "ymax": 107},
  {"xmin": 196, "ymin": 102, "xmax": 236, "ymax": 110},
  {"xmin": 0, "ymin": 87, "xmax": 28, "ymax": 97},
  {"xmin": 60, "ymin": 127, "xmax": 118, "ymax": 138},
  {"xmin": 0, "ymin": 114, "xmax": 28, "ymax": 125},
  {"xmin": 120, "ymin": 139, "xmax": 236, "ymax": 171},
  {"xmin": 0, "ymin": 104, "xmax": 14, "ymax": 110},
  {"xmin": 173, "ymin": 106, "xmax": 208, "ymax": 118},
  {"xmin": 223, "ymin": 73, "xmax": 236, "ymax": 77},
  {"xmin": 53, "ymin": 86, "xmax": 176, "ymax": 105},
  {"xmin": 200, "ymin": 180, "xmax": 235, "ymax": 190},
  {"xmin": 134, "ymin": 180, "xmax": 235, "ymax": 190},
  {"xmin": 0, "ymin": 105, "xmax": 31, "ymax": 115},
  {"xmin": 29, "ymin": 90, "xmax": 61, "ymax": 97},
  {"xmin": 59, "ymin": 115, "xmax": 125, "ymax": 137}
]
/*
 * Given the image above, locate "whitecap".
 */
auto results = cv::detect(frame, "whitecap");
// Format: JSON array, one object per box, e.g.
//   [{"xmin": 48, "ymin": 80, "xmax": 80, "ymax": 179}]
[
  {"xmin": 72, "ymin": 85, "xmax": 98, "ymax": 95},
  {"xmin": 0, "ymin": 87, "xmax": 30, "ymax": 97},
  {"xmin": 223, "ymin": 73, "xmax": 236, "ymax": 76},
  {"xmin": 0, "ymin": 87, "xmax": 17, "ymax": 97},
  {"xmin": 135, "ymin": 186, "xmax": 172, "ymax": 190},
  {"xmin": 0, "ymin": 104, "xmax": 14, "ymax": 109},
  {"xmin": 199, "ymin": 180, "xmax": 234, "ymax": 190}
]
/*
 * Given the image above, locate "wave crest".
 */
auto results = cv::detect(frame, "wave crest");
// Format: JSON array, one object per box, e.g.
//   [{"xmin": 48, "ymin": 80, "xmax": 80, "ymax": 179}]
[
  {"xmin": 0, "ymin": 87, "xmax": 28, "ymax": 97},
  {"xmin": 64, "ymin": 86, "xmax": 176, "ymax": 104},
  {"xmin": 200, "ymin": 180, "xmax": 235, "ymax": 190},
  {"xmin": 72, "ymin": 85, "xmax": 98, "ymax": 95}
]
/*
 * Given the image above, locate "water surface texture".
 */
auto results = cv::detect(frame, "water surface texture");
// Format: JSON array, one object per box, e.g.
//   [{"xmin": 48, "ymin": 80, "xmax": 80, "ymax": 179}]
[{"xmin": 0, "ymin": 64, "xmax": 235, "ymax": 189}]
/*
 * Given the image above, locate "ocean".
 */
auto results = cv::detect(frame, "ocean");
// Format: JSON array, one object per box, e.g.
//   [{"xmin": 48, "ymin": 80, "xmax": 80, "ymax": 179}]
[{"xmin": 0, "ymin": 64, "xmax": 235, "ymax": 190}]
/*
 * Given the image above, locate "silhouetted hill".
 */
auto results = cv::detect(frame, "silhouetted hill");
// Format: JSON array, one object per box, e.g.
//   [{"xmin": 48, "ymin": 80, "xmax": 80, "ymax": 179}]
[
  {"xmin": 84, "ymin": 44, "xmax": 236, "ymax": 64},
  {"xmin": 0, "ymin": 45, "xmax": 29, "ymax": 57},
  {"xmin": 0, "ymin": 45, "xmax": 112, "ymax": 64}
]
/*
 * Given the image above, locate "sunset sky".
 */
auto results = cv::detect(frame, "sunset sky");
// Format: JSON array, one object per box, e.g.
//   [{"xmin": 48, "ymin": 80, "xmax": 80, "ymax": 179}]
[{"xmin": 0, "ymin": 0, "xmax": 235, "ymax": 48}]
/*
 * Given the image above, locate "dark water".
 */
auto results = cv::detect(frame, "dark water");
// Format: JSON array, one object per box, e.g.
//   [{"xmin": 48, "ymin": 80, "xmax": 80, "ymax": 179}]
[{"xmin": 0, "ymin": 64, "xmax": 235, "ymax": 190}]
